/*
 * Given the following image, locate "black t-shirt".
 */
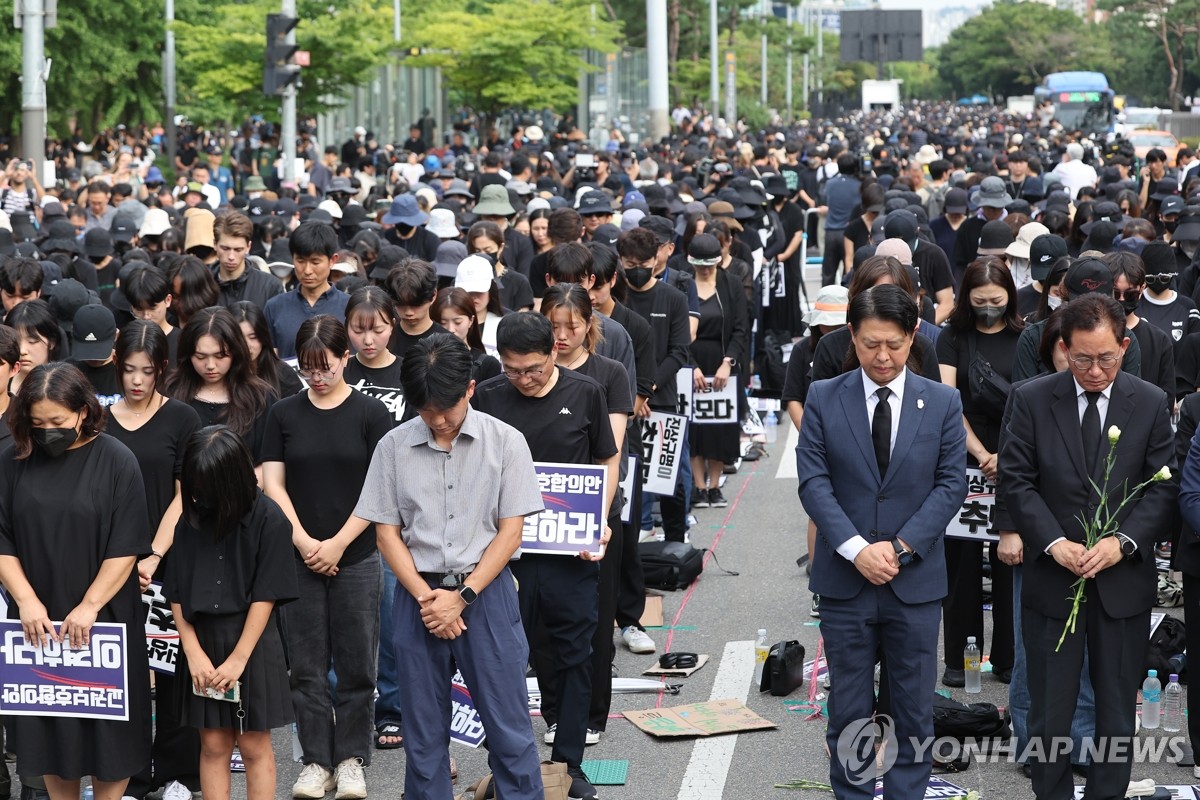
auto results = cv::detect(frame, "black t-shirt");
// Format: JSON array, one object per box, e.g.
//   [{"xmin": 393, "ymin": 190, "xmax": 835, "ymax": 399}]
[
  {"xmin": 472, "ymin": 368, "xmax": 618, "ymax": 465},
  {"xmin": 608, "ymin": 301, "xmax": 657, "ymax": 400},
  {"xmin": 935, "ymin": 325, "xmax": 1021, "ymax": 453},
  {"xmin": 166, "ymin": 326, "xmax": 181, "ymax": 368},
  {"xmin": 94, "ymin": 256, "xmax": 124, "ymax": 308},
  {"xmin": 345, "ymin": 357, "xmax": 407, "ymax": 425},
  {"xmin": 775, "ymin": 201, "xmax": 806, "ymax": 264},
  {"xmin": 107, "ymin": 398, "xmax": 202, "ymax": 529},
  {"xmin": 624, "ymin": 281, "xmax": 692, "ymax": 410},
  {"xmin": 189, "ymin": 396, "xmax": 275, "ymax": 464},
  {"xmin": 163, "ymin": 491, "xmax": 298, "ymax": 623},
  {"xmin": 1131, "ymin": 318, "xmax": 1176, "ymax": 413},
  {"xmin": 781, "ymin": 336, "xmax": 816, "ymax": 405},
  {"xmin": 385, "ymin": 226, "xmax": 441, "ymax": 262},
  {"xmin": 498, "ymin": 270, "xmax": 534, "ymax": 311},
  {"xmin": 71, "ymin": 359, "xmax": 123, "ymax": 407},
  {"xmin": 1138, "ymin": 292, "xmax": 1200, "ymax": 355},
  {"xmin": 843, "ymin": 217, "xmax": 872, "ymax": 264},
  {"xmin": 471, "ymin": 349, "xmax": 501, "ymax": 384},
  {"xmin": 261, "ymin": 389, "xmax": 392, "ymax": 567},
  {"xmin": 529, "ymin": 251, "xmax": 550, "ymax": 298},
  {"xmin": 1016, "ymin": 284, "xmax": 1042, "ymax": 320},
  {"xmin": 570, "ymin": 354, "xmax": 634, "ymax": 416},
  {"xmin": 388, "ymin": 321, "xmax": 448, "ymax": 360},
  {"xmin": 913, "ymin": 240, "xmax": 954, "ymax": 296}
]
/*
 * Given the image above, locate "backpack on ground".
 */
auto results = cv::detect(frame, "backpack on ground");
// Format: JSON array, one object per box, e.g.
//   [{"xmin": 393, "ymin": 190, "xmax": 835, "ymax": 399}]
[{"xmin": 639, "ymin": 540, "xmax": 705, "ymax": 591}]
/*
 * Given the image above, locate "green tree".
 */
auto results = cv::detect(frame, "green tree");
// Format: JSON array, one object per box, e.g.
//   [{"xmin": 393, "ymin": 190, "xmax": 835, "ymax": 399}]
[
  {"xmin": 936, "ymin": 0, "xmax": 1109, "ymax": 99},
  {"xmin": 173, "ymin": 0, "xmax": 395, "ymax": 125},
  {"xmin": 1098, "ymin": 0, "xmax": 1200, "ymax": 109},
  {"xmin": 403, "ymin": 0, "xmax": 622, "ymax": 132},
  {"xmin": 0, "ymin": 0, "xmax": 164, "ymax": 136}
]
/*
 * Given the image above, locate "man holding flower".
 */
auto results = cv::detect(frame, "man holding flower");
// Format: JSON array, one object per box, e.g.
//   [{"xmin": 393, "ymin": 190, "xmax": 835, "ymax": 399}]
[{"xmin": 1000, "ymin": 293, "xmax": 1177, "ymax": 800}]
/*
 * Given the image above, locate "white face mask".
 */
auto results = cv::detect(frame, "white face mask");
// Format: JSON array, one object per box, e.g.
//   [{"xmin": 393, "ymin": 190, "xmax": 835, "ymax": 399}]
[{"xmin": 1047, "ymin": 294, "xmax": 1063, "ymax": 310}]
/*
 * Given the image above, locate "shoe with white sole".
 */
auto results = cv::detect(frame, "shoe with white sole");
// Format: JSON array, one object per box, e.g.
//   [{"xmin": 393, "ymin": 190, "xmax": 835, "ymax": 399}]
[
  {"xmin": 544, "ymin": 723, "xmax": 557, "ymax": 744},
  {"xmin": 162, "ymin": 781, "xmax": 192, "ymax": 800},
  {"xmin": 586, "ymin": 728, "xmax": 601, "ymax": 745},
  {"xmin": 621, "ymin": 626, "xmax": 656, "ymax": 654},
  {"xmin": 293, "ymin": 763, "xmax": 336, "ymax": 799},
  {"xmin": 334, "ymin": 758, "xmax": 366, "ymax": 800}
]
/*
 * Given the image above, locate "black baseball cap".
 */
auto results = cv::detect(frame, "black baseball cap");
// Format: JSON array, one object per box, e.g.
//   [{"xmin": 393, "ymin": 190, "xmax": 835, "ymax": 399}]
[
  {"xmin": 1065, "ymin": 256, "xmax": 1114, "ymax": 300},
  {"xmin": 71, "ymin": 304, "xmax": 116, "ymax": 360},
  {"xmin": 1029, "ymin": 234, "xmax": 1068, "ymax": 281}
]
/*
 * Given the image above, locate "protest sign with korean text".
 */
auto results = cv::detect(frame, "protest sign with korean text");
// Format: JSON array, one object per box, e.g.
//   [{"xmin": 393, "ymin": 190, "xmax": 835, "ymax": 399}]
[
  {"xmin": 640, "ymin": 412, "xmax": 688, "ymax": 496},
  {"xmin": 143, "ymin": 581, "xmax": 179, "ymax": 675},
  {"xmin": 0, "ymin": 620, "xmax": 130, "ymax": 721},
  {"xmin": 450, "ymin": 669, "xmax": 487, "ymax": 748},
  {"xmin": 690, "ymin": 377, "xmax": 739, "ymax": 425},
  {"xmin": 521, "ymin": 463, "xmax": 608, "ymax": 556},
  {"xmin": 945, "ymin": 467, "xmax": 999, "ymax": 543}
]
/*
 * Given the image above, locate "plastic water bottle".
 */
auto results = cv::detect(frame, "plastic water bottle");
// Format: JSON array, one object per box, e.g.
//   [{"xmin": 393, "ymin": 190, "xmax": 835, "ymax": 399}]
[
  {"xmin": 764, "ymin": 411, "xmax": 778, "ymax": 444},
  {"xmin": 83, "ymin": 784, "xmax": 94, "ymax": 800},
  {"xmin": 1142, "ymin": 670, "xmax": 1162, "ymax": 729},
  {"xmin": 964, "ymin": 637, "xmax": 982, "ymax": 694},
  {"xmin": 753, "ymin": 629, "xmax": 769, "ymax": 685},
  {"xmin": 1163, "ymin": 673, "xmax": 1184, "ymax": 732}
]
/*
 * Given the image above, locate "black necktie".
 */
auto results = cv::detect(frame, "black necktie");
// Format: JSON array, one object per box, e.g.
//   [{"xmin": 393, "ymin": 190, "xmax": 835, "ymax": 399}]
[
  {"xmin": 872, "ymin": 387, "xmax": 892, "ymax": 478},
  {"xmin": 1082, "ymin": 391, "xmax": 1101, "ymax": 475}
]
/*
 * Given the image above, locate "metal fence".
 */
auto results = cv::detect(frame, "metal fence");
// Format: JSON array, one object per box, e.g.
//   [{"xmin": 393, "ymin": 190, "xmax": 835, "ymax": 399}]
[
  {"xmin": 581, "ymin": 48, "xmax": 651, "ymax": 148},
  {"xmin": 315, "ymin": 60, "xmax": 448, "ymax": 150}
]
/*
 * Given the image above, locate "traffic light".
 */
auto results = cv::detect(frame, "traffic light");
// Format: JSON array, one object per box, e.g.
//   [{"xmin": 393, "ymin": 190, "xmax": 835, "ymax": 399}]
[{"xmin": 263, "ymin": 13, "xmax": 299, "ymax": 96}]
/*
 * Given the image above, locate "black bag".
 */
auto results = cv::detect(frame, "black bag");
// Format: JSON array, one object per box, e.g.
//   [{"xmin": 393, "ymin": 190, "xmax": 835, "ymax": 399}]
[
  {"xmin": 965, "ymin": 332, "xmax": 1012, "ymax": 418},
  {"xmin": 1147, "ymin": 615, "xmax": 1186, "ymax": 681},
  {"xmin": 639, "ymin": 541, "xmax": 705, "ymax": 591},
  {"xmin": 932, "ymin": 694, "xmax": 1011, "ymax": 747},
  {"xmin": 759, "ymin": 640, "xmax": 805, "ymax": 696}
]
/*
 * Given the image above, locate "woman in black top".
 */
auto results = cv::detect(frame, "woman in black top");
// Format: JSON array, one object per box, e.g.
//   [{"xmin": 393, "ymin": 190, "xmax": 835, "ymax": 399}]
[
  {"xmin": 230, "ymin": 301, "xmax": 303, "ymax": 398},
  {"xmin": 108, "ymin": 321, "xmax": 204, "ymax": 800},
  {"xmin": 467, "ymin": 221, "xmax": 534, "ymax": 312},
  {"xmin": 0, "ymin": 363, "xmax": 152, "ymax": 798},
  {"xmin": 5, "ymin": 299, "xmax": 65, "ymax": 395},
  {"xmin": 344, "ymin": 286, "xmax": 407, "ymax": 425},
  {"xmin": 936, "ymin": 256, "xmax": 1024, "ymax": 687},
  {"xmin": 262, "ymin": 317, "xmax": 392, "ymax": 797},
  {"xmin": 165, "ymin": 426, "xmax": 297, "ymax": 800},
  {"xmin": 166, "ymin": 306, "xmax": 274, "ymax": 469},
  {"xmin": 540, "ymin": 283, "xmax": 632, "ymax": 741},
  {"xmin": 433, "ymin": 287, "xmax": 502, "ymax": 384},
  {"xmin": 686, "ymin": 234, "xmax": 749, "ymax": 509}
]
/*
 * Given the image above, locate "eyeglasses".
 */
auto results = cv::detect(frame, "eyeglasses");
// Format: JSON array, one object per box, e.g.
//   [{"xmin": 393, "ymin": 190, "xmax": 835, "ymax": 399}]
[
  {"xmin": 1147, "ymin": 273, "xmax": 1179, "ymax": 282},
  {"xmin": 1067, "ymin": 351, "xmax": 1120, "ymax": 371},
  {"xmin": 502, "ymin": 363, "xmax": 547, "ymax": 380},
  {"xmin": 298, "ymin": 362, "xmax": 343, "ymax": 381},
  {"xmin": 1113, "ymin": 288, "xmax": 1142, "ymax": 302}
]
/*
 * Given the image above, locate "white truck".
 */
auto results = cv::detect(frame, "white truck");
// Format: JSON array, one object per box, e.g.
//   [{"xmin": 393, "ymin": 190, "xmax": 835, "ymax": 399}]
[{"xmin": 862, "ymin": 79, "xmax": 902, "ymax": 113}]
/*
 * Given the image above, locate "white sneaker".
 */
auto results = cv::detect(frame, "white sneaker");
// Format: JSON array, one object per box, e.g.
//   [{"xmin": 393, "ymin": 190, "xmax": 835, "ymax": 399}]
[
  {"xmin": 1194, "ymin": 766, "xmax": 1200, "ymax": 780},
  {"xmin": 162, "ymin": 781, "xmax": 193, "ymax": 800},
  {"xmin": 334, "ymin": 757, "xmax": 367, "ymax": 800},
  {"xmin": 622, "ymin": 626, "xmax": 656, "ymax": 654},
  {"xmin": 544, "ymin": 723, "xmax": 557, "ymax": 744},
  {"xmin": 586, "ymin": 728, "xmax": 601, "ymax": 745},
  {"xmin": 293, "ymin": 762, "xmax": 336, "ymax": 799}
]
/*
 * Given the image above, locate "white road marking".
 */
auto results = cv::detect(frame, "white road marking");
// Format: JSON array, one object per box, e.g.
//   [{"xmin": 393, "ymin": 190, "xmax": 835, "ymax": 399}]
[
  {"xmin": 675, "ymin": 640, "xmax": 757, "ymax": 800},
  {"xmin": 775, "ymin": 420, "xmax": 799, "ymax": 480}
]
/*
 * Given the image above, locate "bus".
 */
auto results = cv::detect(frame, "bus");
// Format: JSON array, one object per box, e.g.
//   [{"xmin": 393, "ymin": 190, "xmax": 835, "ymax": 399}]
[{"xmin": 1034, "ymin": 72, "xmax": 1115, "ymax": 135}]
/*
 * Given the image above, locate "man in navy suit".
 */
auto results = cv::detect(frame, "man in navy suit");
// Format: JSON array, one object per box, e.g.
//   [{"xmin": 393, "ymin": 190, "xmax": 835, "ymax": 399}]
[
  {"xmin": 1001, "ymin": 294, "xmax": 1177, "ymax": 800},
  {"xmin": 797, "ymin": 284, "xmax": 968, "ymax": 800}
]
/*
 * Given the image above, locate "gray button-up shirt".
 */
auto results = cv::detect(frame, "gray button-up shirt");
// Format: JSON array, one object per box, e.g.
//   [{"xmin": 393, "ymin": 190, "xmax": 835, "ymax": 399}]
[{"xmin": 354, "ymin": 407, "xmax": 543, "ymax": 573}]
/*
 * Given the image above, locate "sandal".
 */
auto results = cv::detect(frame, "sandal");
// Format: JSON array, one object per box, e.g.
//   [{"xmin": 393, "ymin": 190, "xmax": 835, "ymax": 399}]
[{"xmin": 375, "ymin": 722, "xmax": 403, "ymax": 749}]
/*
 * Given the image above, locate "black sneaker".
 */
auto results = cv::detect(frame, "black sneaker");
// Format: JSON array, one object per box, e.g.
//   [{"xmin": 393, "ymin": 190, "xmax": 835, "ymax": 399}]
[
  {"xmin": 942, "ymin": 667, "xmax": 966, "ymax": 688},
  {"xmin": 567, "ymin": 765, "xmax": 599, "ymax": 800},
  {"xmin": 692, "ymin": 489, "xmax": 711, "ymax": 509},
  {"xmin": 709, "ymin": 488, "xmax": 728, "ymax": 508}
]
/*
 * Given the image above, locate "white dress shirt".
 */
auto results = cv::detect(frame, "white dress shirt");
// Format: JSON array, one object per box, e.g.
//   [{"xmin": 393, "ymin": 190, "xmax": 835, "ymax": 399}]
[{"xmin": 836, "ymin": 368, "xmax": 908, "ymax": 564}]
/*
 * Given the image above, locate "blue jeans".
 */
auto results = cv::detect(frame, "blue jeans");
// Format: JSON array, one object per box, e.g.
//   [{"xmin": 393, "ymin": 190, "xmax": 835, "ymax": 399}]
[
  {"xmin": 375, "ymin": 561, "xmax": 402, "ymax": 727},
  {"xmin": 1010, "ymin": 564, "xmax": 1095, "ymax": 765}
]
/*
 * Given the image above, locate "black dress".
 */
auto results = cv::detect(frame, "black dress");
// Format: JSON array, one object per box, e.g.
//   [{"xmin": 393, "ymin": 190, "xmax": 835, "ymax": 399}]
[
  {"xmin": 0, "ymin": 435, "xmax": 152, "ymax": 781},
  {"xmin": 689, "ymin": 293, "xmax": 740, "ymax": 464},
  {"xmin": 164, "ymin": 492, "xmax": 298, "ymax": 731}
]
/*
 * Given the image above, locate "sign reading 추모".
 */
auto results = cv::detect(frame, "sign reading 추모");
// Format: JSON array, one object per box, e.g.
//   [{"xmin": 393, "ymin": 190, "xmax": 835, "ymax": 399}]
[
  {"xmin": 0, "ymin": 620, "xmax": 130, "ymax": 721},
  {"xmin": 520, "ymin": 463, "xmax": 608, "ymax": 556}
]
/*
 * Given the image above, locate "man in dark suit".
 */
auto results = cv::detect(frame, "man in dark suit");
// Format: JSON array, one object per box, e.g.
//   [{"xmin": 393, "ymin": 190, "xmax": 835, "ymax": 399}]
[
  {"xmin": 1000, "ymin": 293, "xmax": 1177, "ymax": 800},
  {"xmin": 797, "ymin": 284, "xmax": 967, "ymax": 800}
]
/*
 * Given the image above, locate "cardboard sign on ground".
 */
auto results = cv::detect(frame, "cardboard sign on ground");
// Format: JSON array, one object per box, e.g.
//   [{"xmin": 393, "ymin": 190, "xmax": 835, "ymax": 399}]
[{"xmin": 624, "ymin": 699, "xmax": 776, "ymax": 738}]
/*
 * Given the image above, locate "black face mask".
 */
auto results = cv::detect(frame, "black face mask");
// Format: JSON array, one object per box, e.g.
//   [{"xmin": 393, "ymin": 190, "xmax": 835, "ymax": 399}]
[
  {"xmin": 1165, "ymin": 219, "xmax": 1179, "ymax": 234},
  {"xmin": 972, "ymin": 304, "xmax": 1006, "ymax": 327},
  {"xmin": 32, "ymin": 425, "xmax": 78, "ymax": 458},
  {"xmin": 1147, "ymin": 276, "xmax": 1174, "ymax": 293},
  {"xmin": 395, "ymin": 223, "xmax": 414, "ymax": 237},
  {"xmin": 1120, "ymin": 298, "xmax": 1140, "ymax": 315},
  {"xmin": 625, "ymin": 267, "xmax": 653, "ymax": 288}
]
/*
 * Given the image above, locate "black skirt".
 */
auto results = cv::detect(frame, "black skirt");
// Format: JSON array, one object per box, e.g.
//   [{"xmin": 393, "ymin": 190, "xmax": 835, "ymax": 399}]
[{"xmin": 177, "ymin": 610, "xmax": 292, "ymax": 732}]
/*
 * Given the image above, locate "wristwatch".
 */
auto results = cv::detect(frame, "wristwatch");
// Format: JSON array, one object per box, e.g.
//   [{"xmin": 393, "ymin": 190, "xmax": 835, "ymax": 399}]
[
  {"xmin": 892, "ymin": 540, "xmax": 915, "ymax": 567},
  {"xmin": 1116, "ymin": 533, "xmax": 1137, "ymax": 559},
  {"xmin": 458, "ymin": 585, "xmax": 478, "ymax": 605},
  {"xmin": 723, "ymin": 356, "xmax": 737, "ymax": 367}
]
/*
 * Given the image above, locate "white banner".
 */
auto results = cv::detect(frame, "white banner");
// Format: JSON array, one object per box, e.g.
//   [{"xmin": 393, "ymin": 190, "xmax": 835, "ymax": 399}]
[
  {"xmin": 945, "ymin": 467, "xmax": 999, "ymax": 543},
  {"xmin": 641, "ymin": 412, "xmax": 687, "ymax": 496}
]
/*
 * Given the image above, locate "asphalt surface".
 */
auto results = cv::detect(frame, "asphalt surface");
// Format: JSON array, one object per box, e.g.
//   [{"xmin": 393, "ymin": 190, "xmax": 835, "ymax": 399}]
[{"xmin": 170, "ymin": 420, "xmax": 1190, "ymax": 799}]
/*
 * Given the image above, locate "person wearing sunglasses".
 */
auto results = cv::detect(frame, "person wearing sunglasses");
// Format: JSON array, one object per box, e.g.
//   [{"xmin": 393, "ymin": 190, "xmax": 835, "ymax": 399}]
[
  {"xmin": 1106, "ymin": 251, "xmax": 1175, "ymax": 415},
  {"xmin": 1136, "ymin": 241, "xmax": 1200, "ymax": 360}
]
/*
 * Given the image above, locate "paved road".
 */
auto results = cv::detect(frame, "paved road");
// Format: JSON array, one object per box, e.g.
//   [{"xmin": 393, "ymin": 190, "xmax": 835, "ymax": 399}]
[{"xmin": 204, "ymin": 421, "xmax": 1190, "ymax": 799}]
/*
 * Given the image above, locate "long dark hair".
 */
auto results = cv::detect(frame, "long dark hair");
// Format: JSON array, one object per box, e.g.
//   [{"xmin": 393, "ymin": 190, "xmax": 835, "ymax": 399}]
[
  {"xmin": 4, "ymin": 299, "xmax": 64, "ymax": 362},
  {"xmin": 228, "ymin": 301, "xmax": 289, "ymax": 397},
  {"xmin": 115, "ymin": 320, "xmax": 170, "ymax": 394},
  {"xmin": 841, "ymin": 284, "xmax": 924, "ymax": 375},
  {"xmin": 180, "ymin": 425, "xmax": 257, "ymax": 540},
  {"xmin": 432, "ymin": 287, "xmax": 486, "ymax": 351},
  {"xmin": 167, "ymin": 306, "xmax": 270, "ymax": 436},
  {"xmin": 166, "ymin": 254, "xmax": 219, "ymax": 327},
  {"xmin": 947, "ymin": 256, "xmax": 1025, "ymax": 335},
  {"xmin": 7, "ymin": 362, "xmax": 104, "ymax": 459}
]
